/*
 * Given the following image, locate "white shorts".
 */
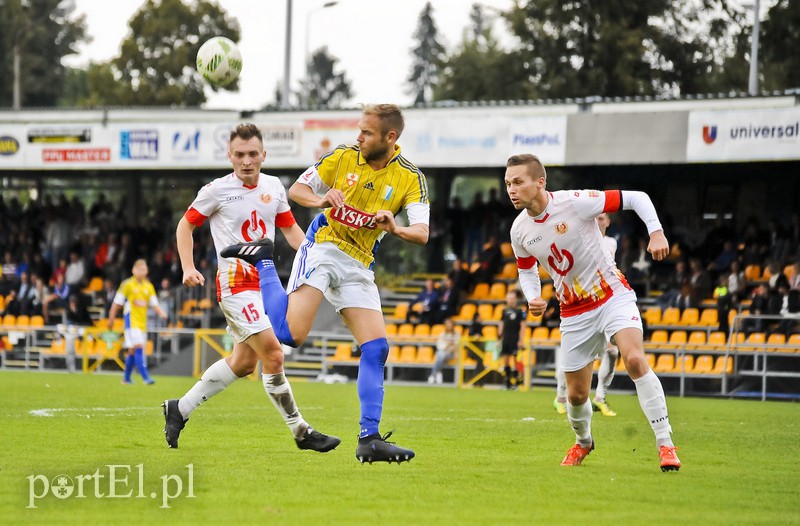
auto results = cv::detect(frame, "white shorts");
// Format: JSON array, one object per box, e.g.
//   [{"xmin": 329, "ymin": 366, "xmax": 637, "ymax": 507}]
[
  {"xmin": 287, "ymin": 240, "xmax": 382, "ymax": 313},
  {"xmin": 123, "ymin": 328, "xmax": 146, "ymax": 349},
  {"xmin": 219, "ymin": 290, "xmax": 271, "ymax": 343},
  {"xmin": 559, "ymin": 291, "xmax": 642, "ymax": 373}
]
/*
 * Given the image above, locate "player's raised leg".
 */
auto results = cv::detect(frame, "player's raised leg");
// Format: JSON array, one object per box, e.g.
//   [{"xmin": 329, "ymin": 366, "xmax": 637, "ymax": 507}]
[{"xmin": 344, "ymin": 308, "xmax": 415, "ymax": 464}]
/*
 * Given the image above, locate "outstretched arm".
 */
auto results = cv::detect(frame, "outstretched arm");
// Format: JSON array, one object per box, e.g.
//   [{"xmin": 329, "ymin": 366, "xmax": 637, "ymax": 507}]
[
  {"xmin": 289, "ymin": 182, "xmax": 344, "ymax": 209},
  {"xmin": 375, "ymin": 210, "xmax": 429, "ymax": 245},
  {"xmin": 279, "ymin": 223, "xmax": 306, "ymax": 251},
  {"xmin": 176, "ymin": 216, "xmax": 205, "ymax": 287},
  {"xmin": 621, "ymin": 191, "xmax": 669, "ymax": 261}
]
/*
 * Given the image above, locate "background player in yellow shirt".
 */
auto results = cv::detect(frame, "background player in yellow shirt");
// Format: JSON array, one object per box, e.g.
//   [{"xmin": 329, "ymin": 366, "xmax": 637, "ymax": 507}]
[
  {"xmin": 223, "ymin": 104, "xmax": 430, "ymax": 464},
  {"xmin": 107, "ymin": 259, "xmax": 167, "ymax": 384}
]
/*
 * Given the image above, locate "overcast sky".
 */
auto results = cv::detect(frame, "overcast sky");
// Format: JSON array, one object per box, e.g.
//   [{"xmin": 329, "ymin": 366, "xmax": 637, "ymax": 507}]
[{"xmin": 63, "ymin": 0, "xmax": 515, "ymax": 110}]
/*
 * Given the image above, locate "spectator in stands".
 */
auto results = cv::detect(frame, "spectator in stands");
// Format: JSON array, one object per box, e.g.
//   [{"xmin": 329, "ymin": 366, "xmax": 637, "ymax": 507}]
[
  {"xmin": 429, "ymin": 318, "xmax": 459, "ymax": 384},
  {"xmin": 59, "ymin": 294, "xmax": 93, "ymax": 373},
  {"xmin": 434, "ymin": 276, "xmax": 461, "ymax": 324},
  {"xmin": 406, "ymin": 278, "xmax": 440, "ymax": 325},
  {"xmin": 64, "ymin": 251, "xmax": 86, "ymax": 289},
  {"xmin": 157, "ymin": 277, "xmax": 176, "ymax": 327},
  {"xmin": 100, "ymin": 278, "xmax": 118, "ymax": 318},
  {"xmin": 746, "ymin": 285, "xmax": 770, "ymax": 334},
  {"xmin": 1, "ymin": 251, "xmax": 19, "ymax": 295},
  {"xmin": 707, "ymin": 240, "xmax": 738, "ymax": 279},
  {"xmin": 671, "ymin": 282, "xmax": 696, "ymax": 312},
  {"xmin": 448, "ymin": 257, "xmax": 472, "ymax": 298},
  {"xmin": 49, "ymin": 258, "xmax": 68, "ymax": 288},
  {"xmin": 3, "ymin": 271, "xmax": 36, "ymax": 316},
  {"xmin": 42, "ymin": 273, "xmax": 70, "ymax": 324},
  {"xmin": 773, "ymin": 281, "xmax": 800, "ymax": 337},
  {"xmin": 790, "ymin": 262, "xmax": 800, "ymax": 292},
  {"xmin": 728, "ymin": 260, "xmax": 747, "ymax": 304},
  {"xmin": 714, "ymin": 274, "xmax": 732, "ymax": 335},
  {"xmin": 30, "ymin": 275, "xmax": 47, "ymax": 317},
  {"xmin": 689, "ymin": 257, "xmax": 712, "ymax": 305},
  {"xmin": 469, "ymin": 235, "xmax": 503, "ymax": 285},
  {"xmin": 45, "ymin": 212, "xmax": 72, "ymax": 272},
  {"xmin": 766, "ymin": 261, "xmax": 789, "ymax": 292},
  {"xmin": 498, "ymin": 290, "xmax": 527, "ymax": 389}
]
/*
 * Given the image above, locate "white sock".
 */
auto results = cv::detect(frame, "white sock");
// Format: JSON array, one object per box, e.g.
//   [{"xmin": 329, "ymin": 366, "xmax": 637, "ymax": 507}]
[
  {"xmin": 566, "ymin": 399, "xmax": 593, "ymax": 447},
  {"xmin": 555, "ymin": 347, "xmax": 567, "ymax": 402},
  {"xmin": 633, "ymin": 369, "xmax": 674, "ymax": 447},
  {"xmin": 262, "ymin": 372, "xmax": 308, "ymax": 440},
  {"xmin": 178, "ymin": 359, "xmax": 239, "ymax": 418},
  {"xmin": 594, "ymin": 347, "xmax": 619, "ymax": 401}
]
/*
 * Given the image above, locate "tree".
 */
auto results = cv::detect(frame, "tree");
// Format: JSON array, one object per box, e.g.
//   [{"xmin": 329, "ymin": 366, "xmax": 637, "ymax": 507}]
[
  {"xmin": 0, "ymin": 0, "xmax": 87, "ymax": 107},
  {"xmin": 82, "ymin": 0, "xmax": 240, "ymax": 106},
  {"xmin": 298, "ymin": 47, "xmax": 353, "ymax": 108},
  {"xmin": 759, "ymin": 0, "xmax": 800, "ymax": 91},
  {"xmin": 436, "ymin": 4, "xmax": 532, "ymax": 102},
  {"xmin": 407, "ymin": 2, "xmax": 446, "ymax": 104}
]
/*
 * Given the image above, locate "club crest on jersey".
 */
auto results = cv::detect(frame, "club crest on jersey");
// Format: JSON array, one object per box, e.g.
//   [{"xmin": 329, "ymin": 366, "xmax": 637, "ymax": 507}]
[
  {"xmin": 346, "ymin": 172, "xmax": 359, "ymax": 187},
  {"xmin": 330, "ymin": 203, "xmax": 377, "ymax": 230},
  {"xmin": 555, "ymin": 222, "xmax": 569, "ymax": 235},
  {"xmin": 260, "ymin": 193, "xmax": 272, "ymax": 204}
]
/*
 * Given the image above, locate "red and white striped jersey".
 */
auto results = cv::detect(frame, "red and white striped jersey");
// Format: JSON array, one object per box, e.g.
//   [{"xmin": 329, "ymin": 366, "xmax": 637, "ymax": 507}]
[
  {"xmin": 184, "ymin": 172, "xmax": 295, "ymax": 300},
  {"xmin": 511, "ymin": 190, "xmax": 632, "ymax": 317}
]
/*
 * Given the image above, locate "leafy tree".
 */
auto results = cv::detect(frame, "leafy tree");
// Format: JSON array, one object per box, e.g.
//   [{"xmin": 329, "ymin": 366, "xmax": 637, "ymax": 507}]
[
  {"xmin": 436, "ymin": 4, "xmax": 532, "ymax": 101},
  {"xmin": 298, "ymin": 47, "xmax": 353, "ymax": 108},
  {"xmin": 83, "ymin": 0, "xmax": 240, "ymax": 106},
  {"xmin": 0, "ymin": 0, "xmax": 87, "ymax": 107},
  {"xmin": 759, "ymin": 0, "xmax": 800, "ymax": 91},
  {"xmin": 407, "ymin": 2, "xmax": 446, "ymax": 104}
]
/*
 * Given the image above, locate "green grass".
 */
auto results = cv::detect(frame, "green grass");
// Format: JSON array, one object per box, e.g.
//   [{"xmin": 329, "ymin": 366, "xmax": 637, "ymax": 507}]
[{"xmin": 1, "ymin": 371, "xmax": 798, "ymax": 526}]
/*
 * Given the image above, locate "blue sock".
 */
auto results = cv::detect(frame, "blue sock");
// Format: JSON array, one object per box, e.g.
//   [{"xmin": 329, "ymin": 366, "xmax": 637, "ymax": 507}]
[
  {"xmin": 133, "ymin": 347, "xmax": 152, "ymax": 383},
  {"xmin": 256, "ymin": 260, "xmax": 296, "ymax": 346},
  {"xmin": 123, "ymin": 353, "xmax": 135, "ymax": 382},
  {"xmin": 357, "ymin": 338, "xmax": 389, "ymax": 439}
]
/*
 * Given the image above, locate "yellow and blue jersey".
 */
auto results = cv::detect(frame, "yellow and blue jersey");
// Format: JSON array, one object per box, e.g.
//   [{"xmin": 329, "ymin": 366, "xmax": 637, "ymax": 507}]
[
  {"xmin": 306, "ymin": 144, "xmax": 429, "ymax": 268},
  {"xmin": 113, "ymin": 278, "xmax": 158, "ymax": 331}
]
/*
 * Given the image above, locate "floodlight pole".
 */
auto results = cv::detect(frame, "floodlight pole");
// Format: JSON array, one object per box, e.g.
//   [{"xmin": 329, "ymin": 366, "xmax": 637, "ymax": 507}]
[{"xmin": 282, "ymin": 0, "xmax": 293, "ymax": 109}]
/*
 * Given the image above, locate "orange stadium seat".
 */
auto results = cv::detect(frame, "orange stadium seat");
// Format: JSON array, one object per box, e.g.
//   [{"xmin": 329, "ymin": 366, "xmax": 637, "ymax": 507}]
[
  {"xmin": 15, "ymin": 315, "xmax": 30, "ymax": 328},
  {"xmin": 698, "ymin": 309, "xmax": 718, "ymax": 327},
  {"xmin": 653, "ymin": 354, "xmax": 675, "ymax": 373},
  {"xmin": 645, "ymin": 353, "xmax": 656, "ymax": 369},
  {"xmin": 386, "ymin": 346, "xmax": 400, "ymax": 363},
  {"xmin": 692, "ymin": 355, "xmax": 714, "ymax": 374},
  {"xmin": 679, "ymin": 308, "xmax": 699, "ymax": 326},
  {"xmin": 538, "ymin": 265, "xmax": 550, "ymax": 280},
  {"xmin": 430, "ymin": 324, "xmax": 445, "ymax": 337},
  {"xmin": 673, "ymin": 354, "xmax": 694, "ymax": 373},
  {"xmin": 471, "ymin": 283, "xmax": 490, "ymax": 300},
  {"xmin": 2, "ymin": 314, "xmax": 16, "ymax": 327},
  {"xmin": 413, "ymin": 324, "xmax": 431, "ymax": 338},
  {"xmin": 643, "ymin": 306, "xmax": 662, "ymax": 326},
  {"xmin": 385, "ymin": 324, "xmax": 397, "ymax": 337},
  {"xmin": 492, "ymin": 304, "xmax": 505, "ymax": 321},
  {"xmin": 477, "ymin": 303, "xmax": 495, "ymax": 323},
  {"xmin": 489, "ymin": 282, "xmax": 507, "ymax": 300},
  {"xmin": 541, "ymin": 283, "xmax": 554, "ymax": 301},
  {"xmin": 482, "ymin": 325, "xmax": 499, "ymax": 340},
  {"xmin": 416, "ymin": 346, "xmax": 434, "ymax": 364},
  {"xmin": 667, "ymin": 330, "xmax": 688, "ymax": 349},
  {"xmin": 390, "ymin": 302, "xmax": 409, "ymax": 322},
  {"xmin": 707, "ymin": 331, "xmax": 727, "ymax": 350},
  {"xmin": 661, "ymin": 308, "xmax": 680, "ymax": 326},
  {"xmin": 686, "ymin": 331, "xmax": 707, "ymax": 350},
  {"xmin": 398, "ymin": 345, "xmax": 417, "ymax": 363},
  {"xmin": 500, "ymin": 242, "xmax": 514, "ymax": 259},
  {"xmin": 767, "ymin": 333, "xmax": 786, "ymax": 352},
  {"xmin": 29, "ymin": 315, "xmax": 45, "ymax": 328},
  {"xmin": 332, "ymin": 344, "xmax": 356, "ymax": 361},
  {"xmin": 713, "ymin": 355, "xmax": 734, "ymax": 374},
  {"xmin": 647, "ymin": 330, "xmax": 669, "ymax": 350},
  {"xmin": 788, "ymin": 334, "xmax": 800, "ymax": 350},
  {"xmin": 530, "ymin": 326, "xmax": 550, "ymax": 343},
  {"xmin": 498, "ymin": 262, "xmax": 518, "ymax": 280},
  {"xmin": 397, "ymin": 323, "xmax": 414, "ymax": 338},
  {"xmin": 549, "ymin": 328, "xmax": 561, "ymax": 342},
  {"xmin": 744, "ymin": 265, "xmax": 762, "ymax": 281},
  {"xmin": 455, "ymin": 303, "xmax": 477, "ymax": 322}
]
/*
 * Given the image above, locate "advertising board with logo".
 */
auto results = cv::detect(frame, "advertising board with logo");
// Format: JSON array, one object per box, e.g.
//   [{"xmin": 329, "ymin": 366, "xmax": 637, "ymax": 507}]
[{"xmin": 687, "ymin": 108, "xmax": 800, "ymax": 162}]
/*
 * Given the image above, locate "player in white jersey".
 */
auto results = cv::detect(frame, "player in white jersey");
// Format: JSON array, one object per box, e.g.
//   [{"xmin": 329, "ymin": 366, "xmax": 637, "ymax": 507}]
[
  {"xmin": 505, "ymin": 153, "xmax": 680, "ymax": 472},
  {"xmin": 554, "ymin": 212, "xmax": 620, "ymax": 415},
  {"xmin": 163, "ymin": 123, "xmax": 340, "ymax": 453}
]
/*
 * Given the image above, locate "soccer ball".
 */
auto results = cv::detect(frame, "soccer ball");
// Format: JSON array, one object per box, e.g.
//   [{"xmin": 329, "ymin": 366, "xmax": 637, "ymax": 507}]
[{"xmin": 196, "ymin": 36, "xmax": 242, "ymax": 87}]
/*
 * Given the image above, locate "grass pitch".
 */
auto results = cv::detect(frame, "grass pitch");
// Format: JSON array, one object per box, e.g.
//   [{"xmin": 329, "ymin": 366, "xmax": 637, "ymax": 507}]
[{"xmin": 1, "ymin": 370, "xmax": 798, "ymax": 525}]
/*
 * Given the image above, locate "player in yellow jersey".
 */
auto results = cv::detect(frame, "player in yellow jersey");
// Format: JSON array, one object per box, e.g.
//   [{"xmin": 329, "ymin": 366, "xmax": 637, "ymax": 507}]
[
  {"xmin": 223, "ymin": 104, "xmax": 430, "ymax": 464},
  {"xmin": 107, "ymin": 259, "xmax": 167, "ymax": 384}
]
